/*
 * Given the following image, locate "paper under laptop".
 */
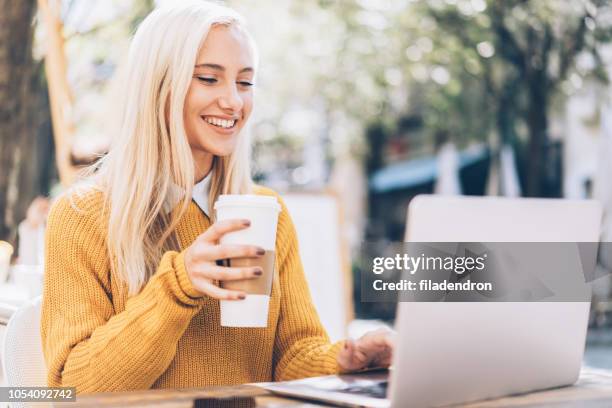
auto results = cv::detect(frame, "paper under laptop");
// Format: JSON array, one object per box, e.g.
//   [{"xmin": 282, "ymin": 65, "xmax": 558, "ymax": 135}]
[{"xmin": 255, "ymin": 369, "xmax": 390, "ymax": 408}]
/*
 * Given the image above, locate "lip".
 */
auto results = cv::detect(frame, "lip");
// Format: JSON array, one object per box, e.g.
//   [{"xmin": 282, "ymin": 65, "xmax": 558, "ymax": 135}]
[
  {"xmin": 201, "ymin": 116, "xmax": 239, "ymax": 135},
  {"xmin": 202, "ymin": 114, "xmax": 240, "ymax": 121}
]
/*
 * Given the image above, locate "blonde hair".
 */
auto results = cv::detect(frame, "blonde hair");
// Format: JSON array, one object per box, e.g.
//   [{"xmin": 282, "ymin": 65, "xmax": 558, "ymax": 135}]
[{"xmin": 88, "ymin": 1, "xmax": 256, "ymax": 295}]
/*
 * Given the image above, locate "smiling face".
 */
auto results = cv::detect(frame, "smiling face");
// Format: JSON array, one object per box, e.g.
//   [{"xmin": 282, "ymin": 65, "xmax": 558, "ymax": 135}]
[{"xmin": 183, "ymin": 24, "xmax": 255, "ymax": 172}]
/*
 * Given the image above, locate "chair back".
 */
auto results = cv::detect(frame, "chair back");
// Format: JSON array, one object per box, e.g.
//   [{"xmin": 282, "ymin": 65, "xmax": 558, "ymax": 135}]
[
  {"xmin": 2, "ymin": 296, "xmax": 46, "ymax": 406},
  {"xmin": 282, "ymin": 193, "xmax": 353, "ymax": 342}
]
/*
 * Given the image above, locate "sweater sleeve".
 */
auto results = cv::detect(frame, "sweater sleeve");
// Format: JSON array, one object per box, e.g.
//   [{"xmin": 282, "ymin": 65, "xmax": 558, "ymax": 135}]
[
  {"xmin": 41, "ymin": 193, "xmax": 206, "ymax": 394},
  {"xmin": 272, "ymin": 196, "xmax": 345, "ymax": 381}
]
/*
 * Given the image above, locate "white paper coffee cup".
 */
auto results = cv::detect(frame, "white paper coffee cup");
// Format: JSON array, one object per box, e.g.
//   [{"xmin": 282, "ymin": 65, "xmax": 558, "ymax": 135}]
[{"xmin": 214, "ymin": 195, "xmax": 281, "ymax": 327}]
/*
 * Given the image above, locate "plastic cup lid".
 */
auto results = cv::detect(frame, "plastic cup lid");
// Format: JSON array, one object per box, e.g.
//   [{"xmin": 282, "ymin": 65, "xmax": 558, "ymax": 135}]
[{"xmin": 214, "ymin": 194, "xmax": 281, "ymax": 212}]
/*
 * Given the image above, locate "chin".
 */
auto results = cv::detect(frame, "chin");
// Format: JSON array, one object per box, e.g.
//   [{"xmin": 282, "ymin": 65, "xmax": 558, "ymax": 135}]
[{"xmin": 199, "ymin": 141, "xmax": 238, "ymax": 157}]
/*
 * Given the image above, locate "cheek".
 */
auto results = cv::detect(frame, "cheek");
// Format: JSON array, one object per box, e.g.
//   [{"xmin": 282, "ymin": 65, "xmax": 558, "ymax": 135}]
[
  {"xmin": 183, "ymin": 92, "xmax": 197, "ymax": 128},
  {"xmin": 183, "ymin": 91, "xmax": 204, "ymax": 141},
  {"xmin": 185, "ymin": 84, "xmax": 215, "ymax": 114},
  {"xmin": 241, "ymin": 93, "xmax": 254, "ymax": 118}
]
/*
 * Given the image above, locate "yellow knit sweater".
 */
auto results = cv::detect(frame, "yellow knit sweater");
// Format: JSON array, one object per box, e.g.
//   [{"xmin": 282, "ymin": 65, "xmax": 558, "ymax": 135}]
[{"xmin": 41, "ymin": 186, "xmax": 343, "ymax": 394}]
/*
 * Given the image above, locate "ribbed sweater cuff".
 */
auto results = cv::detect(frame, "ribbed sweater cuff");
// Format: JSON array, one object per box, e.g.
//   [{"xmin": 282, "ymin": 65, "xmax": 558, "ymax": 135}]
[
  {"xmin": 174, "ymin": 251, "xmax": 205, "ymax": 300},
  {"xmin": 330, "ymin": 341, "xmax": 345, "ymax": 373}
]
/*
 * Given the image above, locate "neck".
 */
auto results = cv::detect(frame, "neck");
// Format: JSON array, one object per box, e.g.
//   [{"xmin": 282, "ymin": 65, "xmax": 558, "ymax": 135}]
[{"xmin": 193, "ymin": 150, "xmax": 214, "ymax": 183}]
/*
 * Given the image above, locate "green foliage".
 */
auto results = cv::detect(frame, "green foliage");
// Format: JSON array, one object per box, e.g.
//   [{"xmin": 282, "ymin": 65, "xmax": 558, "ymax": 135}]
[{"xmin": 61, "ymin": 0, "xmax": 612, "ymax": 190}]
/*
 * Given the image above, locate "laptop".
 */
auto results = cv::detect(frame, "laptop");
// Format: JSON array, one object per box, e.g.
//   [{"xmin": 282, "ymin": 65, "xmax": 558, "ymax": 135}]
[{"xmin": 261, "ymin": 195, "xmax": 602, "ymax": 407}]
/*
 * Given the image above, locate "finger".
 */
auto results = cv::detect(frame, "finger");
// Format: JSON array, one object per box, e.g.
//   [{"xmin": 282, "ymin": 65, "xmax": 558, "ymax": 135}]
[
  {"xmin": 360, "ymin": 330, "xmax": 395, "ymax": 350},
  {"xmin": 374, "ymin": 351, "xmax": 393, "ymax": 368},
  {"xmin": 205, "ymin": 244, "xmax": 265, "ymax": 261},
  {"xmin": 355, "ymin": 335, "xmax": 394, "ymax": 368},
  {"xmin": 191, "ymin": 279, "xmax": 247, "ymax": 300},
  {"xmin": 359, "ymin": 344, "xmax": 392, "ymax": 367},
  {"xmin": 201, "ymin": 219, "xmax": 251, "ymax": 243},
  {"xmin": 369, "ymin": 345, "xmax": 394, "ymax": 368},
  {"xmin": 347, "ymin": 339, "xmax": 370, "ymax": 362},
  {"xmin": 194, "ymin": 265, "xmax": 263, "ymax": 281},
  {"xmin": 353, "ymin": 348, "xmax": 370, "ymax": 367},
  {"xmin": 366, "ymin": 333, "xmax": 395, "ymax": 350},
  {"xmin": 369, "ymin": 356, "xmax": 392, "ymax": 369}
]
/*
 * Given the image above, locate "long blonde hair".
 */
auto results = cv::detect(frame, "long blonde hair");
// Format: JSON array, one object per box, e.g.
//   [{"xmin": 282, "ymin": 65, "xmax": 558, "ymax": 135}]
[{"xmin": 90, "ymin": 2, "xmax": 255, "ymax": 295}]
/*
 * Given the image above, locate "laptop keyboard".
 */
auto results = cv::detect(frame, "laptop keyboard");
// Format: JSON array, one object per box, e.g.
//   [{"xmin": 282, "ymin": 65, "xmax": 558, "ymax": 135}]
[{"xmin": 336, "ymin": 380, "xmax": 388, "ymax": 399}]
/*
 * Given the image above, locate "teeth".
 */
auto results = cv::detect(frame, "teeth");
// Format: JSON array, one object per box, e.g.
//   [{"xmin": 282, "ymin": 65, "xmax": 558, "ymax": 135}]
[{"xmin": 204, "ymin": 117, "xmax": 236, "ymax": 129}]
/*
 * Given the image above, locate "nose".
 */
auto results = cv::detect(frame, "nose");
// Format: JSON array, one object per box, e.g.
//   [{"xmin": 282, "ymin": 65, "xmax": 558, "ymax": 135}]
[{"xmin": 218, "ymin": 83, "xmax": 244, "ymax": 113}]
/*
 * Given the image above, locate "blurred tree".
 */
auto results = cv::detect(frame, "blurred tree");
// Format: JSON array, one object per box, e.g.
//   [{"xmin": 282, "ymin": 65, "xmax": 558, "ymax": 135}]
[
  {"xmin": 39, "ymin": 0, "xmax": 77, "ymax": 186},
  {"xmin": 0, "ymin": 1, "xmax": 53, "ymax": 245},
  {"xmin": 421, "ymin": 0, "xmax": 612, "ymax": 196},
  {"xmin": 37, "ymin": 0, "xmax": 155, "ymax": 187},
  {"xmin": 275, "ymin": 0, "xmax": 611, "ymax": 198}
]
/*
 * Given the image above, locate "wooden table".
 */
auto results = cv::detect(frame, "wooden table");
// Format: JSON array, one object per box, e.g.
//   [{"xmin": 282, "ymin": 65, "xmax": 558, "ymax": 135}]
[{"xmin": 62, "ymin": 367, "xmax": 612, "ymax": 408}]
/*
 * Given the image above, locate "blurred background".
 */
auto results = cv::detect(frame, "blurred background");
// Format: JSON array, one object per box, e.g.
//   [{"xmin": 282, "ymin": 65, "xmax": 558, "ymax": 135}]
[{"xmin": 3, "ymin": 0, "xmax": 612, "ymax": 368}]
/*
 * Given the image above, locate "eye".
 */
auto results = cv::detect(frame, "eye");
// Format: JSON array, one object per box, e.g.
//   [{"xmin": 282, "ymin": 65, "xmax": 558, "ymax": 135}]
[
  {"xmin": 237, "ymin": 81, "xmax": 254, "ymax": 87},
  {"xmin": 196, "ymin": 76, "xmax": 217, "ymax": 84}
]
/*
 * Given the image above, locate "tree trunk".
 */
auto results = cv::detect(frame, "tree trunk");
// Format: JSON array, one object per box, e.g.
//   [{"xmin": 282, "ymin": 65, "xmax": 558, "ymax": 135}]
[
  {"xmin": 525, "ymin": 70, "xmax": 549, "ymax": 197},
  {"xmin": 38, "ymin": 0, "xmax": 77, "ymax": 186},
  {"xmin": 0, "ymin": 1, "xmax": 51, "ymax": 246},
  {"xmin": 496, "ymin": 78, "xmax": 520, "ymax": 145}
]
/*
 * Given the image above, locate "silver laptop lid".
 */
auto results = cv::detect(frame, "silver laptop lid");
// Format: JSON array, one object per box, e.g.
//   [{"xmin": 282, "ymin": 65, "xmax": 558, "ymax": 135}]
[{"xmin": 389, "ymin": 195, "xmax": 601, "ymax": 407}]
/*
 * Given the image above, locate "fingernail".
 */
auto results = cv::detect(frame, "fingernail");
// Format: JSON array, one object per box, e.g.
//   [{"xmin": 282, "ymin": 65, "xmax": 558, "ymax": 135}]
[
  {"xmin": 243, "ymin": 219, "xmax": 251, "ymax": 226},
  {"xmin": 254, "ymin": 268, "xmax": 263, "ymax": 276},
  {"xmin": 256, "ymin": 248, "xmax": 265, "ymax": 256}
]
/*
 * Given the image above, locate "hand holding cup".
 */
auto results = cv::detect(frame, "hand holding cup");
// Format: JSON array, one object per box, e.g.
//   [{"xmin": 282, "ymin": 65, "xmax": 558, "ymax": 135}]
[
  {"xmin": 214, "ymin": 194, "xmax": 281, "ymax": 327},
  {"xmin": 184, "ymin": 218, "xmax": 266, "ymax": 300}
]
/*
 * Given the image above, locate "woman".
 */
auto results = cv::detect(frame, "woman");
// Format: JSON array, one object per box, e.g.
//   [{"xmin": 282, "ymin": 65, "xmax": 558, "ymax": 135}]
[{"xmin": 41, "ymin": 1, "xmax": 393, "ymax": 394}]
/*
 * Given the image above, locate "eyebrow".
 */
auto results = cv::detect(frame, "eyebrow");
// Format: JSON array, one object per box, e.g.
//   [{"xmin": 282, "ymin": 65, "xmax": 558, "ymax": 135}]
[{"xmin": 195, "ymin": 63, "xmax": 253, "ymax": 74}]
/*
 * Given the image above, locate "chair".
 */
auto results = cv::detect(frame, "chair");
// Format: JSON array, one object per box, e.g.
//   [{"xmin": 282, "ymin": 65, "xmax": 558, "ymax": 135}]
[
  {"xmin": 282, "ymin": 193, "xmax": 353, "ymax": 342},
  {"xmin": 2, "ymin": 296, "xmax": 46, "ymax": 407}
]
